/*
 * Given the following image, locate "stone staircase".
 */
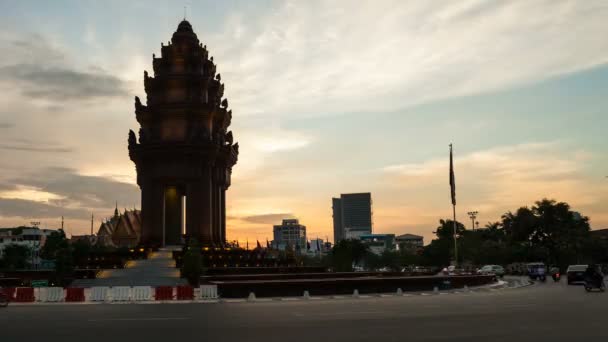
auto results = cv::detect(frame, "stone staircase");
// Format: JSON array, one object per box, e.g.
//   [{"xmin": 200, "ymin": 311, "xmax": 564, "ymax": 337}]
[{"xmin": 72, "ymin": 248, "xmax": 187, "ymax": 287}]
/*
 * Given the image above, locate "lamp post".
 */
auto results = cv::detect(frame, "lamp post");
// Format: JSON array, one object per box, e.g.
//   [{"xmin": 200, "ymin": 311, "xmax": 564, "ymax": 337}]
[{"xmin": 467, "ymin": 211, "xmax": 478, "ymax": 231}]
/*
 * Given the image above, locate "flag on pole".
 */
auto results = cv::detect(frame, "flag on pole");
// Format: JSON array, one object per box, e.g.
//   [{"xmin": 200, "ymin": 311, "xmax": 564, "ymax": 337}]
[{"xmin": 449, "ymin": 144, "xmax": 456, "ymax": 206}]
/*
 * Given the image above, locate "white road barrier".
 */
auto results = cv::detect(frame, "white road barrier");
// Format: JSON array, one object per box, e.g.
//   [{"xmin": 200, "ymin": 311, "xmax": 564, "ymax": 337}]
[
  {"xmin": 132, "ymin": 286, "xmax": 152, "ymax": 301},
  {"xmin": 110, "ymin": 286, "xmax": 131, "ymax": 302},
  {"xmin": 90, "ymin": 287, "xmax": 109, "ymax": 301},
  {"xmin": 200, "ymin": 285, "xmax": 219, "ymax": 299},
  {"xmin": 37, "ymin": 287, "xmax": 65, "ymax": 302}
]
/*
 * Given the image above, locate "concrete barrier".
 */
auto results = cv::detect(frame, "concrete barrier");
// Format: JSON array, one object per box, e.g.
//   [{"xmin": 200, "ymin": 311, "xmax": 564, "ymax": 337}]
[
  {"xmin": 110, "ymin": 286, "xmax": 131, "ymax": 302},
  {"xmin": 176, "ymin": 286, "xmax": 194, "ymax": 300},
  {"xmin": 132, "ymin": 286, "xmax": 152, "ymax": 301},
  {"xmin": 14, "ymin": 287, "xmax": 35, "ymax": 302},
  {"xmin": 155, "ymin": 286, "xmax": 174, "ymax": 300},
  {"xmin": 90, "ymin": 287, "xmax": 109, "ymax": 301},
  {"xmin": 200, "ymin": 285, "xmax": 218, "ymax": 299},
  {"xmin": 65, "ymin": 288, "xmax": 85, "ymax": 302},
  {"xmin": 38, "ymin": 287, "xmax": 64, "ymax": 302},
  {"xmin": 211, "ymin": 274, "xmax": 496, "ymax": 298}
]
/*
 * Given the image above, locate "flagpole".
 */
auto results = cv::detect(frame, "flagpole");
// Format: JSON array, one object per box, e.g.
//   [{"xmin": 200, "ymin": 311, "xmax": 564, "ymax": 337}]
[
  {"xmin": 453, "ymin": 200, "xmax": 458, "ymax": 267},
  {"xmin": 449, "ymin": 143, "xmax": 458, "ymax": 267}
]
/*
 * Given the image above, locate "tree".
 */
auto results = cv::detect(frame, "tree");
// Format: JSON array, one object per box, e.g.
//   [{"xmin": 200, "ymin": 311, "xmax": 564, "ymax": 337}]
[
  {"xmin": 530, "ymin": 199, "xmax": 590, "ymax": 267},
  {"xmin": 421, "ymin": 198, "xmax": 595, "ymax": 268},
  {"xmin": 41, "ymin": 230, "xmax": 69, "ymax": 259},
  {"xmin": 329, "ymin": 239, "xmax": 369, "ymax": 272},
  {"xmin": 54, "ymin": 247, "xmax": 74, "ymax": 285},
  {"xmin": 1, "ymin": 244, "xmax": 30, "ymax": 269},
  {"xmin": 182, "ymin": 240, "xmax": 202, "ymax": 285},
  {"xmin": 434, "ymin": 219, "xmax": 466, "ymax": 241}
]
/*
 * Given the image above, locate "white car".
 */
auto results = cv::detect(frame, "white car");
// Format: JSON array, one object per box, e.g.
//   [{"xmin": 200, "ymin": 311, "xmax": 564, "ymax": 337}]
[{"xmin": 477, "ymin": 265, "xmax": 505, "ymax": 277}]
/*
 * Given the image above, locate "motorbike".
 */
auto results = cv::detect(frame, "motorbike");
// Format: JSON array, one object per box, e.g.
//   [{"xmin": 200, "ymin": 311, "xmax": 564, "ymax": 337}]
[
  {"xmin": 584, "ymin": 276, "xmax": 606, "ymax": 292},
  {"xmin": 0, "ymin": 291, "xmax": 8, "ymax": 308}
]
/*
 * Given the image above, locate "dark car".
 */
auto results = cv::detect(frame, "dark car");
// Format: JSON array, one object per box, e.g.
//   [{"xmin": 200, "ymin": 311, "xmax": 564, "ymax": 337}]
[{"xmin": 566, "ymin": 265, "xmax": 588, "ymax": 284}]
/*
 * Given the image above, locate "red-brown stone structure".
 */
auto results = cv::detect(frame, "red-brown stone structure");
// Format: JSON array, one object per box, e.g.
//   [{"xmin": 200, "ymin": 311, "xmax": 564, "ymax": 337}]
[{"xmin": 129, "ymin": 20, "xmax": 238, "ymax": 247}]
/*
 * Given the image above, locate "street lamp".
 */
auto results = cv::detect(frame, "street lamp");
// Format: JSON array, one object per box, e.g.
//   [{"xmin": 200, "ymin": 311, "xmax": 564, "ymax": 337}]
[{"xmin": 467, "ymin": 211, "xmax": 478, "ymax": 231}]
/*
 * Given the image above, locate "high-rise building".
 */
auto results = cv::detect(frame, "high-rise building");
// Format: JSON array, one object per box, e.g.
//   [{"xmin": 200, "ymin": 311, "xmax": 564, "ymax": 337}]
[
  {"xmin": 332, "ymin": 192, "xmax": 373, "ymax": 243},
  {"xmin": 332, "ymin": 198, "xmax": 343, "ymax": 243},
  {"xmin": 272, "ymin": 219, "xmax": 307, "ymax": 251}
]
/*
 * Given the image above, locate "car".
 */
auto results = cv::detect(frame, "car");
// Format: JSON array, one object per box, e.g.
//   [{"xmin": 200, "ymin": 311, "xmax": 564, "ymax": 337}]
[
  {"xmin": 566, "ymin": 264, "xmax": 588, "ymax": 284},
  {"xmin": 477, "ymin": 265, "xmax": 505, "ymax": 278}
]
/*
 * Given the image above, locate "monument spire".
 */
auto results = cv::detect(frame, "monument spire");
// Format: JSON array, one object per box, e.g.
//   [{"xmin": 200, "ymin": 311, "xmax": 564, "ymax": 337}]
[{"xmin": 129, "ymin": 19, "xmax": 238, "ymax": 247}]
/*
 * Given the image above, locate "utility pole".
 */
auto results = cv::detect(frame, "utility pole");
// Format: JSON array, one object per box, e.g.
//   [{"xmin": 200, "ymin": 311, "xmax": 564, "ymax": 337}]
[{"xmin": 467, "ymin": 211, "xmax": 478, "ymax": 231}]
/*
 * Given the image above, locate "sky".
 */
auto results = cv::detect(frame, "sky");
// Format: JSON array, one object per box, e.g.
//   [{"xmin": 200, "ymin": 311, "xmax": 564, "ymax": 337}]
[{"xmin": 0, "ymin": 0, "xmax": 607, "ymax": 245}]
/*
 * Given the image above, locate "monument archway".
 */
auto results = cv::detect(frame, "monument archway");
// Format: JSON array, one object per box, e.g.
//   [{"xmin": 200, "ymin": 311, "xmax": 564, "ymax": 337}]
[{"xmin": 129, "ymin": 20, "xmax": 238, "ymax": 247}]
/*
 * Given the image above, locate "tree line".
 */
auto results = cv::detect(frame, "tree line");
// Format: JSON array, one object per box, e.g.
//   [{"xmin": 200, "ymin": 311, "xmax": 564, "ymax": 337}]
[{"xmin": 307, "ymin": 198, "xmax": 607, "ymax": 271}]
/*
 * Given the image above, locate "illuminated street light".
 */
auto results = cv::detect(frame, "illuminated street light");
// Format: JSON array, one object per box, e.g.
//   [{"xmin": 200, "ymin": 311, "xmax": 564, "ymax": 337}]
[{"xmin": 467, "ymin": 211, "xmax": 478, "ymax": 230}]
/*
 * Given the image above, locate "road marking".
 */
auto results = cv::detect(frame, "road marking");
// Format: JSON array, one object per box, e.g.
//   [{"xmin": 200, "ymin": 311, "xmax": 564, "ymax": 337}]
[
  {"xmin": 223, "ymin": 299, "xmax": 246, "ymax": 303},
  {"xmin": 293, "ymin": 311, "xmax": 383, "ymax": 317},
  {"xmin": 88, "ymin": 317, "xmax": 190, "ymax": 322}
]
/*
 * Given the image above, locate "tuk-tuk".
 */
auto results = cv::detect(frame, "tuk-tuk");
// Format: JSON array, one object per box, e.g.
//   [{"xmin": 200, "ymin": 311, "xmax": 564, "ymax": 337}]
[{"xmin": 527, "ymin": 262, "xmax": 547, "ymax": 281}]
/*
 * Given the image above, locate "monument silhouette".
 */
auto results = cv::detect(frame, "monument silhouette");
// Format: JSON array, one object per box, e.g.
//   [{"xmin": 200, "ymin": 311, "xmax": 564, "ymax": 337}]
[{"xmin": 129, "ymin": 20, "xmax": 238, "ymax": 247}]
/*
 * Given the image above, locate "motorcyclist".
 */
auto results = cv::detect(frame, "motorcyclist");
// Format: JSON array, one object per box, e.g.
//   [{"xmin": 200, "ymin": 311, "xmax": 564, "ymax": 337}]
[{"xmin": 0, "ymin": 288, "xmax": 9, "ymax": 308}]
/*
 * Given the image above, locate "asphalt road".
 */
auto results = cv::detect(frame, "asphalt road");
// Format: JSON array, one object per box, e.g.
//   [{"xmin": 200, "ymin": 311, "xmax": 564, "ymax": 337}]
[{"xmin": 1, "ymin": 278, "xmax": 607, "ymax": 342}]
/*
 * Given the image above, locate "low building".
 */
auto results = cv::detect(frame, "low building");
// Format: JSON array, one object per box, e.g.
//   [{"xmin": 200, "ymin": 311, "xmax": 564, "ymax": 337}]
[
  {"xmin": 308, "ymin": 238, "xmax": 331, "ymax": 255},
  {"xmin": 359, "ymin": 233, "xmax": 395, "ymax": 255},
  {"xmin": 0, "ymin": 226, "xmax": 58, "ymax": 266},
  {"xmin": 272, "ymin": 219, "xmax": 307, "ymax": 252},
  {"xmin": 396, "ymin": 233, "xmax": 424, "ymax": 251},
  {"xmin": 590, "ymin": 228, "xmax": 608, "ymax": 241}
]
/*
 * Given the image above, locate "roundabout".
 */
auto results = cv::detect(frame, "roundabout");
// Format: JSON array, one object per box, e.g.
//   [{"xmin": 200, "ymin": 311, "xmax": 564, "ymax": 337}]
[{"xmin": 3, "ymin": 277, "xmax": 605, "ymax": 341}]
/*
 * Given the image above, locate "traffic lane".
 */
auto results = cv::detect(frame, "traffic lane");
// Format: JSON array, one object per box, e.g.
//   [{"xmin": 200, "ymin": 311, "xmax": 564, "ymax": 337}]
[{"xmin": 1, "ymin": 284, "xmax": 606, "ymax": 342}]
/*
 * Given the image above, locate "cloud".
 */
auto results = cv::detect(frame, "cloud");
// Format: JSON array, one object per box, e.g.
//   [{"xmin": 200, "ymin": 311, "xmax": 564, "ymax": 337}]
[
  {"xmin": 0, "ymin": 198, "xmax": 86, "ymax": 220},
  {"xmin": 1, "ymin": 167, "xmax": 140, "ymax": 213},
  {"xmin": 0, "ymin": 64, "xmax": 129, "ymax": 101},
  {"xmin": 0, "ymin": 143, "xmax": 73, "ymax": 153},
  {"xmin": 238, "ymin": 213, "xmax": 295, "ymax": 224},
  {"xmin": 381, "ymin": 142, "xmax": 607, "ymax": 221},
  {"xmin": 210, "ymin": 0, "xmax": 608, "ymax": 119},
  {"xmin": 0, "ymin": 31, "xmax": 129, "ymax": 103}
]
